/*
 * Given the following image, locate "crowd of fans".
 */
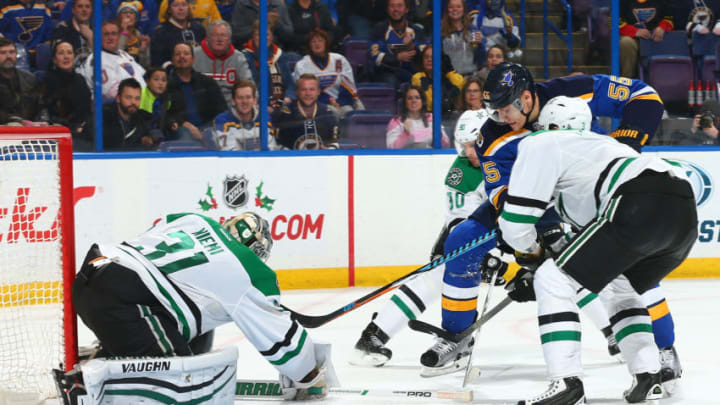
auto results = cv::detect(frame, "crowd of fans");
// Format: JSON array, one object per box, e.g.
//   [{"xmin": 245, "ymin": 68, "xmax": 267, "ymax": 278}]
[{"xmin": 1, "ymin": 0, "xmax": 718, "ymax": 150}]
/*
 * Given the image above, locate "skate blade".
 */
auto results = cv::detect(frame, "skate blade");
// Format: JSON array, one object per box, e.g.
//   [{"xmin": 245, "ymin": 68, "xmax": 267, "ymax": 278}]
[
  {"xmin": 348, "ymin": 349, "xmax": 389, "ymax": 367},
  {"xmin": 420, "ymin": 356, "xmax": 469, "ymax": 378},
  {"xmin": 462, "ymin": 365, "xmax": 483, "ymax": 386}
]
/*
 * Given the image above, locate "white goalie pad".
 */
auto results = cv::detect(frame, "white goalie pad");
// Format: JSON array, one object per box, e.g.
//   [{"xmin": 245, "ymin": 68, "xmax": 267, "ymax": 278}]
[{"xmin": 81, "ymin": 346, "xmax": 238, "ymax": 405}]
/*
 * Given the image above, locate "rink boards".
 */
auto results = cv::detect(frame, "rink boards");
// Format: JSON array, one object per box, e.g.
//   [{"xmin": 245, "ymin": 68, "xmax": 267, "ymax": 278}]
[{"xmin": 71, "ymin": 149, "xmax": 720, "ymax": 288}]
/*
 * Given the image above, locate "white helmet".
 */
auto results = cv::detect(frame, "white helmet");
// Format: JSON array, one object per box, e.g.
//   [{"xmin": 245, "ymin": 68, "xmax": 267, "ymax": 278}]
[
  {"xmin": 454, "ymin": 109, "xmax": 489, "ymax": 155},
  {"xmin": 222, "ymin": 212, "xmax": 273, "ymax": 262},
  {"xmin": 537, "ymin": 96, "xmax": 592, "ymax": 132}
]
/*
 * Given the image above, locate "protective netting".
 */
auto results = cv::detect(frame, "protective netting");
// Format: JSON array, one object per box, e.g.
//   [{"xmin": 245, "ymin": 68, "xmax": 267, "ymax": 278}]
[{"xmin": 0, "ymin": 139, "xmax": 65, "ymax": 399}]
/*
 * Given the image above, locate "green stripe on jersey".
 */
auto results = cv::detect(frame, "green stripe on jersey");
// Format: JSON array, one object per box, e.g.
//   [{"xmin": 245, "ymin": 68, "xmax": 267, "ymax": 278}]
[
  {"xmin": 615, "ymin": 323, "xmax": 653, "ymax": 343},
  {"xmin": 391, "ymin": 295, "xmax": 417, "ymax": 320},
  {"xmin": 576, "ymin": 292, "xmax": 598, "ymax": 308},
  {"xmin": 140, "ymin": 305, "xmax": 174, "ymax": 355},
  {"xmin": 445, "ymin": 157, "xmax": 484, "ymax": 194},
  {"xmin": 540, "ymin": 331, "xmax": 581, "ymax": 344},
  {"xmin": 607, "ymin": 158, "xmax": 637, "ymax": 193},
  {"xmin": 500, "ymin": 210, "xmax": 541, "ymax": 224},
  {"xmin": 269, "ymin": 330, "xmax": 308, "ymax": 365}
]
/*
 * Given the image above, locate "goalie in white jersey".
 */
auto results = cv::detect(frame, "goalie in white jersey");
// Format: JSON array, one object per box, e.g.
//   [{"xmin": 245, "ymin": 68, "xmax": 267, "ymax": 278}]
[
  {"xmin": 56, "ymin": 212, "xmax": 338, "ymax": 404},
  {"xmin": 498, "ymin": 97, "xmax": 697, "ymax": 405}
]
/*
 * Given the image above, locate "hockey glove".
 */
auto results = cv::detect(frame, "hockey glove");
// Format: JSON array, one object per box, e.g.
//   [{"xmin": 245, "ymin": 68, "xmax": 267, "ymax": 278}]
[
  {"xmin": 429, "ymin": 218, "xmax": 464, "ymax": 262},
  {"xmin": 480, "ymin": 254, "xmax": 508, "ymax": 286},
  {"xmin": 505, "ymin": 268, "xmax": 536, "ymax": 302},
  {"xmin": 538, "ymin": 224, "xmax": 571, "ymax": 259},
  {"xmin": 513, "ymin": 247, "xmax": 548, "ymax": 272}
]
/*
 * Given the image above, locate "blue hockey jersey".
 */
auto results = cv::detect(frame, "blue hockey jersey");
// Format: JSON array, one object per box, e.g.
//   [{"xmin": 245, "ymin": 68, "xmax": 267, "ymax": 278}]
[
  {"xmin": 0, "ymin": 0, "xmax": 52, "ymax": 50},
  {"xmin": 476, "ymin": 74, "xmax": 664, "ymax": 210}
]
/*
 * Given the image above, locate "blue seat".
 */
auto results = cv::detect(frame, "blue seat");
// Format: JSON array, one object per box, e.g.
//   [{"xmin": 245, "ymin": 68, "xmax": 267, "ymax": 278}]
[
  {"xmin": 638, "ymin": 31, "xmax": 692, "ymax": 106},
  {"xmin": 157, "ymin": 140, "xmax": 207, "ymax": 152},
  {"xmin": 35, "ymin": 42, "xmax": 51, "ymax": 71},
  {"xmin": 344, "ymin": 38, "xmax": 370, "ymax": 75},
  {"xmin": 357, "ymin": 83, "xmax": 396, "ymax": 114},
  {"xmin": 345, "ymin": 110, "xmax": 393, "ymax": 149}
]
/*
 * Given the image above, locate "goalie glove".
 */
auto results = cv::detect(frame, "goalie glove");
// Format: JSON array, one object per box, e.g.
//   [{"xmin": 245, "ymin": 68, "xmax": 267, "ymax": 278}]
[{"xmin": 505, "ymin": 268, "xmax": 535, "ymax": 302}]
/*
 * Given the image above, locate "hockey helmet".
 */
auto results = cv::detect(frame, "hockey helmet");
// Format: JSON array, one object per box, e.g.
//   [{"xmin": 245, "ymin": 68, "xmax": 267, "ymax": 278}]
[
  {"xmin": 482, "ymin": 62, "xmax": 535, "ymax": 121},
  {"xmin": 223, "ymin": 212, "xmax": 273, "ymax": 262},
  {"xmin": 454, "ymin": 109, "xmax": 489, "ymax": 155},
  {"xmin": 538, "ymin": 96, "xmax": 592, "ymax": 132}
]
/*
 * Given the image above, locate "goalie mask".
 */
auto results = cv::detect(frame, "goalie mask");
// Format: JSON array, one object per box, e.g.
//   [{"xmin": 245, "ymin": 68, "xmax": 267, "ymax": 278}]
[
  {"xmin": 223, "ymin": 212, "xmax": 273, "ymax": 261},
  {"xmin": 538, "ymin": 96, "xmax": 592, "ymax": 132}
]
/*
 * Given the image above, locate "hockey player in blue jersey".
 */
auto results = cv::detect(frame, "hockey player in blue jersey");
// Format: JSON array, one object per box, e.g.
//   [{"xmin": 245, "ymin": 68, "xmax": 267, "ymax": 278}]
[{"xmin": 421, "ymin": 62, "xmax": 682, "ymax": 387}]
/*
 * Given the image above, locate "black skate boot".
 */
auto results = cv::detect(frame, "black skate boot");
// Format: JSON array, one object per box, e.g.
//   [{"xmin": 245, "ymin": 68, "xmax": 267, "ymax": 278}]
[
  {"xmin": 660, "ymin": 346, "xmax": 682, "ymax": 382},
  {"xmin": 350, "ymin": 320, "xmax": 392, "ymax": 366},
  {"xmin": 601, "ymin": 326, "xmax": 621, "ymax": 357},
  {"xmin": 419, "ymin": 334, "xmax": 474, "ymax": 377},
  {"xmin": 517, "ymin": 377, "xmax": 585, "ymax": 405},
  {"xmin": 623, "ymin": 372, "xmax": 663, "ymax": 403}
]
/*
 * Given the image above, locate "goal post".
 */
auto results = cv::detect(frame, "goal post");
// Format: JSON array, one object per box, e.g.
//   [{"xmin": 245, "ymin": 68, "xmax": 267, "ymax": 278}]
[{"xmin": 0, "ymin": 127, "xmax": 77, "ymax": 399}]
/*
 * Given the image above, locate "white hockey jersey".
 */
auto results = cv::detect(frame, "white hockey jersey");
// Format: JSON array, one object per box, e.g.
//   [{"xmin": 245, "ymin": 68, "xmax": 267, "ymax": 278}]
[
  {"xmin": 293, "ymin": 53, "xmax": 358, "ymax": 106},
  {"xmin": 77, "ymin": 50, "xmax": 146, "ymax": 101},
  {"xmin": 96, "ymin": 213, "xmax": 279, "ymax": 341},
  {"xmin": 499, "ymin": 130, "xmax": 688, "ymax": 253}
]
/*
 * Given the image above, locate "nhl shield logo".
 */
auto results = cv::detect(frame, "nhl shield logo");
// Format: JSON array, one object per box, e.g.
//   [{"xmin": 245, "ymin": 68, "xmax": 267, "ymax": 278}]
[{"xmin": 223, "ymin": 175, "xmax": 249, "ymax": 208}]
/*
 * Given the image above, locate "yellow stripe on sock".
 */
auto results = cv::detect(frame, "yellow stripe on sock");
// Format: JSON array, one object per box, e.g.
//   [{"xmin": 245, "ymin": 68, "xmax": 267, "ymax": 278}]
[
  {"xmin": 441, "ymin": 296, "xmax": 477, "ymax": 312},
  {"xmin": 647, "ymin": 300, "xmax": 670, "ymax": 321}
]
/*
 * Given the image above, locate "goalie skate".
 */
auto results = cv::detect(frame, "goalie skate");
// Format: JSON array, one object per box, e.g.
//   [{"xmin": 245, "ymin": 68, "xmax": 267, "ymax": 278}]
[{"xmin": 419, "ymin": 335, "xmax": 474, "ymax": 378}]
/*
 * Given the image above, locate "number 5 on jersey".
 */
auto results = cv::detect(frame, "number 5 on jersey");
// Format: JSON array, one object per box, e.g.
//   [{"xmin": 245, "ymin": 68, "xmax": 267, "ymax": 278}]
[{"xmin": 482, "ymin": 161, "xmax": 501, "ymax": 183}]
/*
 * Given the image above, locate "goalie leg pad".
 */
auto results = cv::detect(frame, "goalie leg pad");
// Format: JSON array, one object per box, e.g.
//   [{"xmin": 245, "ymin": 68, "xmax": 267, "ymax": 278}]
[{"xmin": 80, "ymin": 346, "xmax": 238, "ymax": 405}]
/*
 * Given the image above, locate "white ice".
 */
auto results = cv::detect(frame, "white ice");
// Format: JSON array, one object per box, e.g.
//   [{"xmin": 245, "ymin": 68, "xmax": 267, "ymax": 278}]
[{"xmin": 79, "ymin": 279, "xmax": 720, "ymax": 405}]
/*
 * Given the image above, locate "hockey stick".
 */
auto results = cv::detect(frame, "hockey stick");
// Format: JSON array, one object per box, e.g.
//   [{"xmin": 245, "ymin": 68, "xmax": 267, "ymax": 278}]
[
  {"xmin": 283, "ymin": 230, "xmax": 497, "ymax": 328},
  {"xmin": 235, "ymin": 380, "xmax": 473, "ymax": 402},
  {"xmin": 462, "ymin": 264, "xmax": 500, "ymax": 387}
]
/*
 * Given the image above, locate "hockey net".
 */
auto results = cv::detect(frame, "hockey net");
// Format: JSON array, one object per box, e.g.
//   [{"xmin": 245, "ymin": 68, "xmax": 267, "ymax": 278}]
[{"xmin": 0, "ymin": 128, "xmax": 77, "ymax": 400}]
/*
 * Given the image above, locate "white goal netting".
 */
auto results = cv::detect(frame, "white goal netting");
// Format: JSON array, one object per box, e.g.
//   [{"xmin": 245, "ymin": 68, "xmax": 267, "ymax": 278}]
[{"xmin": 0, "ymin": 139, "xmax": 68, "ymax": 399}]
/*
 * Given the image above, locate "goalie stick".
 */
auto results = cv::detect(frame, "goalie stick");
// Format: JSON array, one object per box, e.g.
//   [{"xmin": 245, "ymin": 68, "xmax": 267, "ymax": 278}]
[
  {"xmin": 283, "ymin": 230, "xmax": 497, "ymax": 328},
  {"xmin": 234, "ymin": 380, "xmax": 473, "ymax": 402}
]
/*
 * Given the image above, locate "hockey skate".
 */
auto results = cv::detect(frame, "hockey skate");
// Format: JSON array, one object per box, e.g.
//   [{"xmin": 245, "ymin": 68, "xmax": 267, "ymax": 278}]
[
  {"xmin": 659, "ymin": 345, "xmax": 682, "ymax": 394},
  {"xmin": 623, "ymin": 372, "xmax": 663, "ymax": 403},
  {"xmin": 517, "ymin": 377, "xmax": 585, "ymax": 405},
  {"xmin": 350, "ymin": 321, "xmax": 392, "ymax": 367},
  {"xmin": 601, "ymin": 326, "xmax": 621, "ymax": 358},
  {"xmin": 419, "ymin": 334, "xmax": 474, "ymax": 377}
]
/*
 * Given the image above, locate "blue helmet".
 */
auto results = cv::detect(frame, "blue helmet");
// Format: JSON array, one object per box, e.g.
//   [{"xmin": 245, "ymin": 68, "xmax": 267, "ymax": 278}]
[{"xmin": 482, "ymin": 62, "xmax": 535, "ymax": 121}]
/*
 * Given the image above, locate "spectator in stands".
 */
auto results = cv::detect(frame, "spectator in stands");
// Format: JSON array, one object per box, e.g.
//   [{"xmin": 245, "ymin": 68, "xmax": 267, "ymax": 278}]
[
  {"xmin": 386, "ymin": 85, "xmax": 449, "ymax": 148},
  {"xmin": 441, "ymin": 0, "xmax": 483, "ymax": 77},
  {"xmin": 157, "ymin": 0, "xmax": 221, "ymax": 28},
  {"xmin": 293, "ymin": 28, "xmax": 363, "ymax": 117},
  {"xmin": 0, "ymin": 0, "xmax": 53, "ymax": 64},
  {"xmin": 59, "ymin": 0, "xmax": 158, "ymax": 35},
  {"xmin": 78, "ymin": 21, "xmax": 146, "ymax": 101},
  {"xmin": 41, "ymin": 41, "xmax": 92, "ymax": 148},
  {"xmin": 167, "ymin": 42, "xmax": 226, "ymax": 139},
  {"xmin": 139, "ymin": 66, "xmax": 186, "ymax": 139},
  {"xmin": 213, "ymin": 80, "xmax": 277, "ymax": 150},
  {"xmin": 117, "ymin": 1, "xmax": 149, "ymax": 67},
  {"xmin": 337, "ymin": 0, "xmax": 387, "ymax": 38},
  {"xmin": 686, "ymin": 99, "xmax": 720, "ymax": 145},
  {"xmin": 286, "ymin": 0, "xmax": 336, "ymax": 54},
  {"xmin": 242, "ymin": 20, "xmax": 295, "ymax": 111},
  {"xmin": 408, "ymin": 0, "xmax": 429, "ymax": 32},
  {"xmin": 619, "ymin": 0, "xmax": 674, "ymax": 79},
  {"xmin": 150, "ymin": 0, "xmax": 206, "ymax": 67},
  {"xmin": 215, "ymin": 0, "xmax": 234, "ymax": 22},
  {"xmin": 193, "ymin": 20, "xmax": 252, "ymax": 108},
  {"xmin": 470, "ymin": 0, "xmax": 521, "ymax": 59},
  {"xmin": 411, "ymin": 45, "xmax": 464, "ymax": 117},
  {"xmin": 103, "ymin": 78, "xmax": 158, "ymax": 150},
  {"xmin": 0, "ymin": 37, "xmax": 45, "ymax": 124},
  {"xmin": 456, "ymin": 76, "xmax": 483, "ymax": 111},
  {"xmin": 232, "ymin": 0, "xmax": 294, "ymax": 49},
  {"xmin": 475, "ymin": 43, "xmax": 505, "ymax": 80},
  {"xmin": 370, "ymin": 0, "xmax": 426, "ymax": 89},
  {"xmin": 271, "ymin": 73, "xmax": 339, "ymax": 149},
  {"xmin": 51, "ymin": 0, "xmax": 93, "ymax": 65},
  {"xmin": 686, "ymin": 1, "xmax": 720, "ymax": 83}
]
